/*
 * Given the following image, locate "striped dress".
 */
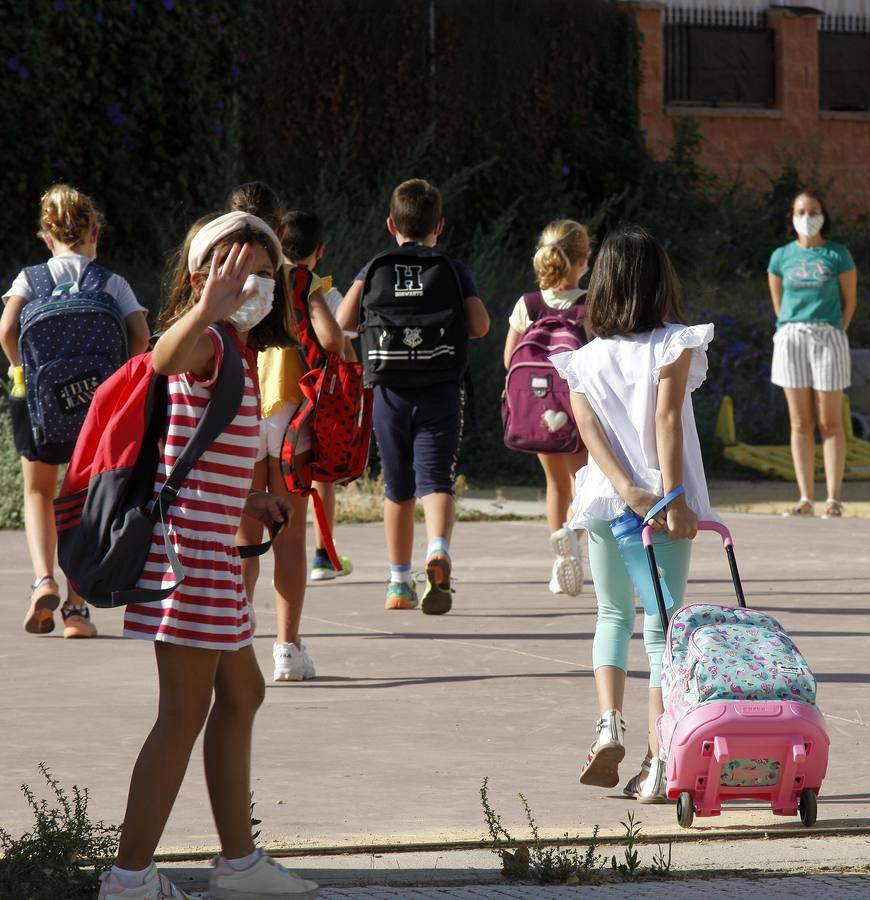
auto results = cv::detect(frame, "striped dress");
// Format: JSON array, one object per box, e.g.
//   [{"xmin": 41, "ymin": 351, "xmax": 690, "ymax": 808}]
[{"xmin": 124, "ymin": 328, "xmax": 260, "ymax": 650}]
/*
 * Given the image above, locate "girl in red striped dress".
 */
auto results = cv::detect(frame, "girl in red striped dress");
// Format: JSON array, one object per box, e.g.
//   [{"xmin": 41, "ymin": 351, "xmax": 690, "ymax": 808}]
[{"xmin": 100, "ymin": 212, "xmax": 319, "ymax": 900}]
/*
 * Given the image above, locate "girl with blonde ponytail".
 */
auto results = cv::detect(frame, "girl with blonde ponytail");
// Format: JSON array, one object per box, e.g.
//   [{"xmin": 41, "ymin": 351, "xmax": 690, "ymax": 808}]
[
  {"xmin": 503, "ymin": 219, "xmax": 591, "ymax": 596},
  {"xmin": 0, "ymin": 184, "xmax": 150, "ymax": 639}
]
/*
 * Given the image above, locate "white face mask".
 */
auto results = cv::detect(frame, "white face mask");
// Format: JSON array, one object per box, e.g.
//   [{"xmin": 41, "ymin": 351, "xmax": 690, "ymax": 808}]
[
  {"xmin": 228, "ymin": 274, "xmax": 275, "ymax": 332},
  {"xmin": 793, "ymin": 213, "xmax": 824, "ymax": 238}
]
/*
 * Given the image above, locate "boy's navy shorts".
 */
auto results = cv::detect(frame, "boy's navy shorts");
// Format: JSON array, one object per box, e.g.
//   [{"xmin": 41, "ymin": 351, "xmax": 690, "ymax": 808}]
[{"xmin": 372, "ymin": 381, "xmax": 463, "ymax": 502}]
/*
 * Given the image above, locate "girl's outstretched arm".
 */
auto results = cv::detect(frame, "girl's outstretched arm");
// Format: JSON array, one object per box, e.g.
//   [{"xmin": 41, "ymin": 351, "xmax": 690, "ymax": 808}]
[
  {"xmin": 569, "ymin": 391, "xmax": 667, "ymax": 529},
  {"xmin": 656, "ymin": 348, "xmax": 698, "ymax": 539},
  {"xmin": 153, "ymin": 243, "xmax": 254, "ymax": 377}
]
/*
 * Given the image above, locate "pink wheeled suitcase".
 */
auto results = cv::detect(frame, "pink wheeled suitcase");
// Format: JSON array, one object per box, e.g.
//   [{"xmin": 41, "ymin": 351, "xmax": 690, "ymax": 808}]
[{"xmin": 646, "ymin": 521, "xmax": 829, "ymax": 828}]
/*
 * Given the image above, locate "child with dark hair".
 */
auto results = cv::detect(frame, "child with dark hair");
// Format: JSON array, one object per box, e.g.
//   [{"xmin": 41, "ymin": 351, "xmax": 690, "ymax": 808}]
[
  {"xmin": 337, "ymin": 179, "xmax": 490, "ymax": 614},
  {"xmin": 99, "ymin": 211, "xmax": 318, "ymax": 899},
  {"xmin": 231, "ymin": 189, "xmax": 344, "ymax": 683},
  {"xmin": 552, "ymin": 225, "xmax": 714, "ymax": 803},
  {"xmin": 282, "ymin": 210, "xmax": 356, "ymax": 582}
]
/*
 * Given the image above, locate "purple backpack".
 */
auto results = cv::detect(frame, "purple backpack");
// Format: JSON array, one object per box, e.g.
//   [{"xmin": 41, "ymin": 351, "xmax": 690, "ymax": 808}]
[{"xmin": 501, "ymin": 291, "xmax": 587, "ymax": 454}]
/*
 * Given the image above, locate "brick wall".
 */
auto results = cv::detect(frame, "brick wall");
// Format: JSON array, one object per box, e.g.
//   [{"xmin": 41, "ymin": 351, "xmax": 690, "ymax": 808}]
[{"xmin": 629, "ymin": 2, "xmax": 870, "ymax": 215}]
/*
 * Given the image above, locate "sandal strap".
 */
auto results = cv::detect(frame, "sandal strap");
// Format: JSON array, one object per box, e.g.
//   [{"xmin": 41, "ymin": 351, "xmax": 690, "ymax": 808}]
[
  {"xmin": 61, "ymin": 603, "xmax": 91, "ymax": 620},
  {"xmin": 31, "ymin": 575, "xmax": 58, "ymax": 592}
]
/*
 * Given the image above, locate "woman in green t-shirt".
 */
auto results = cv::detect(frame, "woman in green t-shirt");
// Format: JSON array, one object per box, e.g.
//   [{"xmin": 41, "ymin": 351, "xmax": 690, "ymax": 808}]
[{"xmin": 767, "ymin": 190, "xmax": 858, "ymax": 519}]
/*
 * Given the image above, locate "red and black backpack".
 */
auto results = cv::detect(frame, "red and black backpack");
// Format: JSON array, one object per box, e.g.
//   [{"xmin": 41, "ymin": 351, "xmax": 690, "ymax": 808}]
[
  {"xmin": 280, "ymin": 266, "xmax": 373, "ymax": 568},
  {"xmin": 54, "ymin": 327, "xmax": 272, "ymax": 607}
]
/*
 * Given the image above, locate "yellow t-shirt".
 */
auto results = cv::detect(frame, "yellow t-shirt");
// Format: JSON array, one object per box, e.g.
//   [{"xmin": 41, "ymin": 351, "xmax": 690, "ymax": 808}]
[
  {"xmin": 258, "ymin": 267, "xmax": 331, "ymax": 418},
  {"xmin": 507, "ymin": 288, "xmax": 586, "ymax": 334}
]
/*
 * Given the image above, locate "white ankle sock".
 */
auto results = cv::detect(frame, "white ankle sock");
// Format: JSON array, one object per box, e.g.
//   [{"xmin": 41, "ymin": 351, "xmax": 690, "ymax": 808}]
[
  {"xmin": 226, "ymin": 848, "xmax": 261, "ymax": 871},
  {"xmin": 111, "ymin": 863, "xmax": 154, "ymax": 888}
]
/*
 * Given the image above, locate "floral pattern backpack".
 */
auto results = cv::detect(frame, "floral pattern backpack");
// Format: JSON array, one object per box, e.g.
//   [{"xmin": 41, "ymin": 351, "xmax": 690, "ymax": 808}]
[{"xmin": 660, "ymin": 603, "xmax": 817, "ymax": 749}]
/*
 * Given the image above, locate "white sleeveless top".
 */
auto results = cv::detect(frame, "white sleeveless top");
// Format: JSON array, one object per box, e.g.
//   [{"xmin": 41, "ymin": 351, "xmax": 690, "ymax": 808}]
[{"xmin": 551, "ymin": 323, "xmax": 717, "ymax": 528}]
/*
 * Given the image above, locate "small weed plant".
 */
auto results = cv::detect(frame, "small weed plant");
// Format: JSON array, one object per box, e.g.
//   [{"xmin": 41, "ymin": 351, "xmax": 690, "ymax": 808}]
[
  {"xmin": 480, "ymin": 777, "xmax": 673, "ymax": 885},
  {"xmin": 481, "ymin": 777, "xmax": 602, "ymax": 884},
  {"xmin": 0, "ymin": 764, "xmax": 120, "ymax": 900}
]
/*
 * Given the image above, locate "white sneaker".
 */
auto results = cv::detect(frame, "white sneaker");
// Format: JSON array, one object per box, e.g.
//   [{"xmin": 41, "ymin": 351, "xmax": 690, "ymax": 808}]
[
  {"xmin": 548, "ymin": 527, "xmax": 584, "ymax": 596},
  {"xmin": 98, "ymin": 868, "xmax": 191, "ymax": 899},
  {"xmin": 273, "ymin": 641, "xmax": 316, "ymax": 682},
  {"xmin": 209, "ymin": 851, "xmax": 319, "ymax": 899},
  {"xmin": 637, "ymin": 754, "xmax": 668, "ymax": 804}
]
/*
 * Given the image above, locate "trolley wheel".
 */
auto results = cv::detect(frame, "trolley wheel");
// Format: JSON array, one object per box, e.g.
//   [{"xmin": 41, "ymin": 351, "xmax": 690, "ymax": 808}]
[
  {"xmin": 676, "ymin": 791, "xmax": 694, "ymax": 828},
  {"xmin": 799, "ymin": 788, "xmax": 817, "ymax": 827}
]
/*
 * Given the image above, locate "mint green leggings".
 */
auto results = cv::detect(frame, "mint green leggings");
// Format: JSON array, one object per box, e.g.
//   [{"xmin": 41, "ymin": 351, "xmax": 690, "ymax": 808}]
[{"xmin": 586, "ymin": 518, "xmax": 692, "ymax": 688}]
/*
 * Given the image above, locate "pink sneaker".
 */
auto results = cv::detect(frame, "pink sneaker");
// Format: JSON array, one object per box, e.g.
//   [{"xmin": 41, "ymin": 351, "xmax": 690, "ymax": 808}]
[
  {"xmin": 209, "ymin": 851, "xmax": 319, "ymax": 898},
  {"xmin": 97, "ymin": 867, "xmax": 191, "ymax": 899}
]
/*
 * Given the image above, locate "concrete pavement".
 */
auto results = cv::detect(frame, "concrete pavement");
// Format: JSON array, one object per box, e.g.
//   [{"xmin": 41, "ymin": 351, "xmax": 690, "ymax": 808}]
[{"xmin": 1, "ymin": 514, "xmax": 869, "ymax": 887}]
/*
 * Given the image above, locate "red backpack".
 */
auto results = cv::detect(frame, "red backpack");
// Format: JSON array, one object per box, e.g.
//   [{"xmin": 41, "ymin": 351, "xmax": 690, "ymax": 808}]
[
  {"xmin": 502, "ymin": 291, "xmax": 587, "ymax": 455},
  {"xmin": 54, "ymin": 327, "xmax": 272, "ymax": 607},
  {"xmin": 280, "ymin": 267, "xmax": 373, "ymax": 569}
]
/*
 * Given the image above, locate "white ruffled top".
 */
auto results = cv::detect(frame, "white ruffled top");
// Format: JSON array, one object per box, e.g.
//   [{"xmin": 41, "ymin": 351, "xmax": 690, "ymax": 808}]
[{"xmin": 551, "ymin": 323, "xmax": 717, "ymax": 528}]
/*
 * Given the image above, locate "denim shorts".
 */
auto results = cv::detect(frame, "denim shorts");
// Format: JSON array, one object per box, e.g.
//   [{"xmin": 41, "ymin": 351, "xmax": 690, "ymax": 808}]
[{"xmin": 372, "ymin": 381, "xmax": 463, "ymax": 502}]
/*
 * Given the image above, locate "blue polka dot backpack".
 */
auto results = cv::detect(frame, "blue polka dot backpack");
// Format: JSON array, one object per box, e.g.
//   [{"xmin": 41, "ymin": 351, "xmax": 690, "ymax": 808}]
[{"xmin": 16, "ymin": 262, "xmax": 128, "ymax": 463}]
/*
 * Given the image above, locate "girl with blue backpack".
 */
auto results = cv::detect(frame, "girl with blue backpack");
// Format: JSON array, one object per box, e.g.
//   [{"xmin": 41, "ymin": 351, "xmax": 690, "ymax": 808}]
[
  {"xmin": 0, "ymin": 184, "xmax": 150, "ymax": 639},
  {"xmin": 503, "ymin": 219, "xmax": 590, "ymax": 596},
  {"xmin": 552, "ymin": 225, "xmax": 715, "ymax": 803}
]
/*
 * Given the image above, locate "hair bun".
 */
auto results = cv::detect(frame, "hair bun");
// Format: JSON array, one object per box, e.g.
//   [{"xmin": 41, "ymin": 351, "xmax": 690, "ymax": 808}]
[{"xmin": 39, "ymin": 184, "xmax": 102, "ymax": 250}]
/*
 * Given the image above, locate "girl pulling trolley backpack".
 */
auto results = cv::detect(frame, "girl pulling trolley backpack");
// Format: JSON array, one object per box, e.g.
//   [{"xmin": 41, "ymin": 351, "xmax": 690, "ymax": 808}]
[{"xmin": 646, "ymin": 521, "xmax": 830, "ymax": 828}]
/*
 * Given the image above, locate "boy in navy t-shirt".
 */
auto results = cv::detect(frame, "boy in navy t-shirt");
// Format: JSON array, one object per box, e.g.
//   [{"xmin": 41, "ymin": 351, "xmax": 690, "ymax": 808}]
[{"xmin": 337, "ymin": 179, "xmax": 489, "ymax": 614}]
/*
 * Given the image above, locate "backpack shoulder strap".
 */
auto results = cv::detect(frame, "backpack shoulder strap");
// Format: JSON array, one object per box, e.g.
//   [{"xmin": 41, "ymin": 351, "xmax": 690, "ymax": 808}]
[
  {"xmin": 24, "ymin": 264, "xmax": 55, "ymax": 296},
  {"xmin": 564, "ymin": 291, "xmax": 588, "ymax": 324},
  {"xmin": 78, "ymin": 261, "xmax": 112, "ymax": 293},
  {"xmin": 522, "ymin": 291, "xmax": 546, "ymax": 322},
  {"xmin": 154, "ymin": 326, "xmax": 244, "ymax": 513}
]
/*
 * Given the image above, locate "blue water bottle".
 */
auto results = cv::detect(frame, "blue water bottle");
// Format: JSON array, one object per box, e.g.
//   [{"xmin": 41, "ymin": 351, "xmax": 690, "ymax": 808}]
[{"xmin": 609, "ymin": 487, "xmax": 685, "ymax": 615}]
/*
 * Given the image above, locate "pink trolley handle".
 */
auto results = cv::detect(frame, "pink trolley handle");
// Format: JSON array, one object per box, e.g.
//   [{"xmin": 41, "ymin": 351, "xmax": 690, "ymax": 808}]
[{"xmin": 641, "ymin": 520, "xmax": 747, "ymax": 632}]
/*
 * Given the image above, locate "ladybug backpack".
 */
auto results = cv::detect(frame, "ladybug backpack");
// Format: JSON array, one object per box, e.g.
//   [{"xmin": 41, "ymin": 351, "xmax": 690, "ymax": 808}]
[{"xmin": 280, "ymin": 266, "xmax": 374, "ymax": 568}]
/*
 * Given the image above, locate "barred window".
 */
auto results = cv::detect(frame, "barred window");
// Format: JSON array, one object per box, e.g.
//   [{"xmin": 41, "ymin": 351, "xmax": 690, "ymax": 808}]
[
  {"xmin": 820, "ymin": 14, "xmax": 870, "ymax": 111},
  {"xmin": 665, "ymin": 7, "xmax": 774, "ymax": 107}
]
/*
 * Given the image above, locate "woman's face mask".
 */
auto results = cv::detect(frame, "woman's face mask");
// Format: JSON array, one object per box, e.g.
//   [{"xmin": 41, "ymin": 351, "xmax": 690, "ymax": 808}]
[
  {"xmin": 793, "ymin": 212, "xmax": 824, "ymax": 239},
  {"xmin": 228, "ymin": 274, "xmax": 275, "ymax": 332}
]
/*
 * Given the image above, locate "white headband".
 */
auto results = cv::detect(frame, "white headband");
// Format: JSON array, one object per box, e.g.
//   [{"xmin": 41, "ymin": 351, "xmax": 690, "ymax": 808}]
[{"xmin": 187, "ymin": 211, "xmax": 282, "ymax": 273}]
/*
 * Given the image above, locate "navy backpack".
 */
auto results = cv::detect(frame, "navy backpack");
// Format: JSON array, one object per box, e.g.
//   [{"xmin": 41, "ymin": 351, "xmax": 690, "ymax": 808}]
[{"xmin": 18, "ymin": 262, "xmax": 128, "ymax": 463}]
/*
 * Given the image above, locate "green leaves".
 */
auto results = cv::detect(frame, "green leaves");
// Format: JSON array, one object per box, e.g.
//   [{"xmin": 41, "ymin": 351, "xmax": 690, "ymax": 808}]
[{"xmin": 0, "ymin": 763, "xmax": 121, "ymax": 900}]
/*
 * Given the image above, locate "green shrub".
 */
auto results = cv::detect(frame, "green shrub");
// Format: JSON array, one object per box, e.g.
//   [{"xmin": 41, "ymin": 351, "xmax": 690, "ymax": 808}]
[{"xmin": 0, "ymin": 764, "xmax": 120, "ymax": 900}]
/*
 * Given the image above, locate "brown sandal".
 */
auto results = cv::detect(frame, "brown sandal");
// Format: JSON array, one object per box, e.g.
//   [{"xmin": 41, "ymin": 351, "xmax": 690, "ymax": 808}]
[
  {"xmin": 822, "ymin": 499, "xmax": 844, "ymax": 519},
  {"xmin": 23, "ymin": 576, "xmax": 61, "ymax": 634},
  {"xmin": 783, "ymin": 498, "xmax": 814, "ymax": 517}
]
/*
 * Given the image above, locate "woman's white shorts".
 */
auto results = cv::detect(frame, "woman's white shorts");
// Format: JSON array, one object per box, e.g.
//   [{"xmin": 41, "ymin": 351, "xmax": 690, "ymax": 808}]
[
  {"xmin": 771, "ymin": 322, "xmax": 851, "ymax": 392},
  {"xmin": 256, "ymin": 401, "xmax": 312, "ymax": 462}
]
